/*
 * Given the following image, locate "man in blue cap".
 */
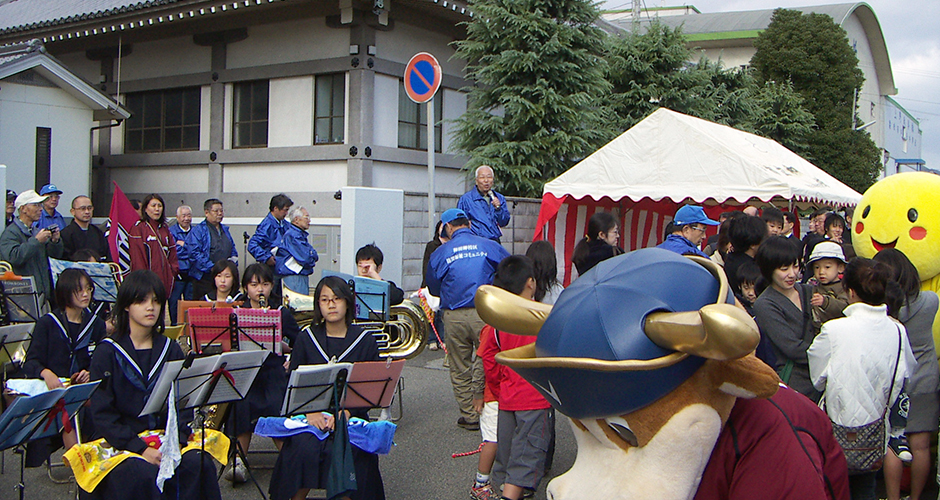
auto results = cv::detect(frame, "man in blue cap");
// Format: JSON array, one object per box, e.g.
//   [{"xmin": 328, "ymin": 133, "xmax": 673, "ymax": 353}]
[
  {"xmin": 427, "ymin": 208, "xmax": 510, "ymax": 430},
  {"xmin": 657, "ymin": 204, "xmax": 719, "ymax": 258},
  {"xmin": 34, "ymin": 183, "xmax": 66, "ymax": 232}
]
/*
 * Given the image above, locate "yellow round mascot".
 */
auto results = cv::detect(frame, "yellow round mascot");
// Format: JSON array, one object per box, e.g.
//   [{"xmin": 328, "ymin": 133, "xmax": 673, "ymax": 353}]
[{"xmin": 853, "ymin": 171, "xmax": 940, "ymax": 357}]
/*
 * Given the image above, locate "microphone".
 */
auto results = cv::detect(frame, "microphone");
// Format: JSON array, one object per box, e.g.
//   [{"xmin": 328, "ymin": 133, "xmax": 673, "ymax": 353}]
[{"xmin": 488, "ymin": 190, "xmax": 500, "ymax": 209}]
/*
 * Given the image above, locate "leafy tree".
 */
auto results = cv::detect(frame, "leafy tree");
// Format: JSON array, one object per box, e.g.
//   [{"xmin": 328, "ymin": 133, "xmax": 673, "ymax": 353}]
[
  {"xmin": 751, "ymin": 80, "xmax": 816, "ymax": 157},
  {"xmin": 452, "ymin": 0, "xmax": 614, "ymax": 197},
  {"xmin": 751, "ymin": 8, "xmax": 881, "ymax": 192}
]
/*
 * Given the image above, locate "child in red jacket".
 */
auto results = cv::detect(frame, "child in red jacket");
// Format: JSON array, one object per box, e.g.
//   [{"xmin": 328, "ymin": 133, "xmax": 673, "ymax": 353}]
[{"xmin": 479, "ymin": 255, "xmax": 553, "ymax": 500}]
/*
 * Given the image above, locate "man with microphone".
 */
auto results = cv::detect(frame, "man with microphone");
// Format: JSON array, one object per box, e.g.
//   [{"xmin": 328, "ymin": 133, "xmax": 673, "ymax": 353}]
[{"xmin": 457, "ymin": 165, "xmax": 510, "ymax": 243}]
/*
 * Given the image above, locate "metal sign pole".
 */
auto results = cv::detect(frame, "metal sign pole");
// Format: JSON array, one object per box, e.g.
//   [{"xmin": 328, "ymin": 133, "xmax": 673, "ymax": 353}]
[{"xmin": 428, "ymin": 96, "xmax": 435, "ymax": 241}]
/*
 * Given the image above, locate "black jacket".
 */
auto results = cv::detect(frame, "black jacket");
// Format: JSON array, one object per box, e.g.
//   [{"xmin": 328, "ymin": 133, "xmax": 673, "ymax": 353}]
[{"xmin": 60, "ymin": 220, "xmax": 111, "ymax": 262}]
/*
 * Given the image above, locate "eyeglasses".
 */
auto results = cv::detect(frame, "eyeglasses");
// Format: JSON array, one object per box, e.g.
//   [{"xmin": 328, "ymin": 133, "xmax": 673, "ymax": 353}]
[
  {"xmin": 208, "ymin": 208, "xmax": 224, "ymax": 214},
  {"xmin": 74, "ymin": 205, "xmax": 94, "ymax": 212},
  {"xmin": 74, "ymin": 286, "xmax": 94, "ymax": 295},
  {"xmin": 318, "ymin": 296, "xmax": 341, "ymax": 305},
  {"xmin": 691, "ymin": 226, "xmax": 707, "ymax": 233}
]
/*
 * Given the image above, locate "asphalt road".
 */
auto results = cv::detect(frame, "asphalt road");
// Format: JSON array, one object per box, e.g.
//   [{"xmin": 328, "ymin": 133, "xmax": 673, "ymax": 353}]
[{"xmin": 0, "ymin": 348, "xmax": 577, "ymax": 500}]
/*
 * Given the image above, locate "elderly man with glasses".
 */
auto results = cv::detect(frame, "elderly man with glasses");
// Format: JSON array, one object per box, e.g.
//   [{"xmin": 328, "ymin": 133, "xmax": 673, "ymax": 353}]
[
  {"xmin": 657, "ymin": 205, "xmax": 719, "ymax": 258},
  {"xmin": 0, "ymin": 190, "xmax": 64, "ymax": 305},
  {"xmin": 191, "ymin": 198, "xmax": 238, "ymax": 300},
  {"xmin": 60, "ymin": 195, "xmax": 111, "ymax": 262}
]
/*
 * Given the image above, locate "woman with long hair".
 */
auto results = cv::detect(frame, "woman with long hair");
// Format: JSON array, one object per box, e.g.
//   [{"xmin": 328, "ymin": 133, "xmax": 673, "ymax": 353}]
[
  {"xmin": 526, "ymin": 240, "xmax": 563, "ymax": 304},
  {"xmin": 571, "ymin": 212, "xmax": 623, "ymax": 277},
  {"xmin": 269, "ymin": 275, "xmax": 384, "ymax": 500},
  {"xmin": 202, "ymin": 259, "xmax": 243, "ymax": 303},
  {"xmin": 873, "ymin": 249, "xmax": 939, "ymax": 500},
  {"xmin": 86, "ymin": 270, "xmax": 221, "ymax": 499},
  {"xmin": 129, "ymin": 193, "xmax": 178, "ymax": 298},
  {"xmin": 808, "ymin": 259, "xmax": 914, "ymax": 500},
  {"xmin": 22, "ymin": 268, "xmax": 106, "ymax": 464}
]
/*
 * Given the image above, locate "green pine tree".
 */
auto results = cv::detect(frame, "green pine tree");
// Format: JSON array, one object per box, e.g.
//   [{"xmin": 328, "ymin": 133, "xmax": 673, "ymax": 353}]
[
  {"xmin": 452, "ymin": 0, "xmax": 614, "ymax": 197},
  {"xmin": 751, "ymin": 8, "xmax": 882, "ymax": 193}
]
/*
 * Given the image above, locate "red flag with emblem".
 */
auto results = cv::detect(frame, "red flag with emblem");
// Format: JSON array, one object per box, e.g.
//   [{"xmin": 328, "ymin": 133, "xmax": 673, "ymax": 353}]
[{"xmin": 106, "ymin": 182, "xmax": 139, "ymax": 276}]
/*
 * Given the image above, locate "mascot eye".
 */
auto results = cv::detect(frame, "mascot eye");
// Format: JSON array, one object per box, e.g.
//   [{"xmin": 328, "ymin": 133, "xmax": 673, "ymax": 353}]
[
  {"xmin": 908, "ymin": 208, "xmax": 918, "ymax": 223},
  {"xmin": 607, "ymin": 421, "xmax": 639, "ymax": 447},
  {"xmin": 862, "ymin": 205, "xmax": 870, "ymax": 218}
]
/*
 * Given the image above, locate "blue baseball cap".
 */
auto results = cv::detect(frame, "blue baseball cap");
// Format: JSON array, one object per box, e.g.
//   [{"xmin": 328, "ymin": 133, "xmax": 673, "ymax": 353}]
[
  {"xmin": 441, "ymin": 208, "xmax": 467, "ymax": 225},
  {"xmin": 673, "ymin": 205, "xmax": 719, "ymax": 226},
  {"xmin": 39, "ymin": 184, "xmax": 62, "ymax": 196}
]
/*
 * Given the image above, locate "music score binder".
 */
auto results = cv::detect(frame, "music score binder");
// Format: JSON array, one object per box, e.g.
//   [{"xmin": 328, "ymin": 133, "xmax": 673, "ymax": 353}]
[
  {"xmin": 341, "ymin": 359, "xmax": 404, "ymax": 410},
  {"xmin": 140, "ymin": 350, "xmax": 268, "ymax": 416},
  {"xmin": 0, "ymin": 381, "xmax": 100, "ymax": 450},
  {"xmin": 281, "ymin": 363, "xmax": 353, "ymax": 417}
]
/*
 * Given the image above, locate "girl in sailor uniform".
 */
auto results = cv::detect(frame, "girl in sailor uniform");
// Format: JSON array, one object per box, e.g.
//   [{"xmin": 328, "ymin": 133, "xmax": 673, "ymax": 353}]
[
  {"xmin": 22, "ymin": 268, "xmax": 106, "ymax": 465},
  {"xmin": 269, "ymin": 275, "xmax": 385, "ymax": 500},
  {"xmin": 85, "ymin": 270, "xmax": 221, "ymax": 500},
  {"xmin": 201, "ymin": 260, "xmax": 245, "ymax": 303},
  {"xmin": 223, "ymin": 263, "xmax": 299, "ymax": 483}
]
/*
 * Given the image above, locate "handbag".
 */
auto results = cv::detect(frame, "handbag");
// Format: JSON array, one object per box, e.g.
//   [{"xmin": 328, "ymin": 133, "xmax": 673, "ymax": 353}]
[{"xmin": 829, "ymin": 325, "xmax": 902, "ymax": 474}]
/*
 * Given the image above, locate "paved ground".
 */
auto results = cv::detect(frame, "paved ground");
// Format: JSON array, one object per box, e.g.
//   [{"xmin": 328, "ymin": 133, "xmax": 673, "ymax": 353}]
[
  {"xmin": 0, "ymin": 348, "xmax": 577, "ymax": 499},
  {"xmin": 2, "ymin": 347, "xmax": 938, "ymax": 499}
]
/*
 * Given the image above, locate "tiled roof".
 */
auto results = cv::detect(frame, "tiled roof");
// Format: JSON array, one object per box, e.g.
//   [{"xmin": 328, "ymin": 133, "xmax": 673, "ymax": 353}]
[{"xmin": 0, "ymin": 0, "xmax": 179, "ymax": 35}]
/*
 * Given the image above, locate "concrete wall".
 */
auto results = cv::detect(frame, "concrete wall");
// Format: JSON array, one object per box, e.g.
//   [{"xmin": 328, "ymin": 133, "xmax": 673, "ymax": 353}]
[
  {"xmin": 842, "ymin": 13, "xmax": 885, "ymax": 152},
  {"xmin": 120, "ymin": 35, "xmax": 212, "ymax": 80},
  {"xmin": 0, "ymin": 81, "xmax": 94, "ymax": 197},
  {"xmin": 400, "ymin": 193, "xmax": 542, "ymax": 292},
  {"xmin": 226, "ymin": 17, "xmax": 348, "ymax": 69},
  {"xmin": 269, "ymin": 76, "xmax": 315, "ymax": 148}
]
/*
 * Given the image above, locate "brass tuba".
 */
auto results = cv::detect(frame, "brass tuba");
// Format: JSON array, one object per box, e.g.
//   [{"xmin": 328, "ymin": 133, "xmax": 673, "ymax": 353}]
[{"xmin": 283, "ymin": 284, "xmax": 429, "ymax": 360}]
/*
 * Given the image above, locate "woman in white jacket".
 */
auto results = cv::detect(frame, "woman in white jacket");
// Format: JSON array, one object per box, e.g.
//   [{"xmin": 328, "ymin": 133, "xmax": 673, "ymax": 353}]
[{"xmin": 808, "ymin": 258, "xmax": 915, "ymax": 500}]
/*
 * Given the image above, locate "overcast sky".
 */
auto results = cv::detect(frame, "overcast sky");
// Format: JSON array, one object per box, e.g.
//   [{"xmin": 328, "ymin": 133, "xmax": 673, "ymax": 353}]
[{"xmin": 602, "ymin": 0, "xmax": 940, "ymax": 171}]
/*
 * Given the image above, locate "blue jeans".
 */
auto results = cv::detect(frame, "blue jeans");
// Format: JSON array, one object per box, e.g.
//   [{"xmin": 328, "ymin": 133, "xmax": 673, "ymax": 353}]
[
  {"xmin": 169, "ymin": 276, "xmax": 194, "ymax": 325},
  {"xmin": 281, "ymin": 274, "xmax": 310, "ymax": 296}
]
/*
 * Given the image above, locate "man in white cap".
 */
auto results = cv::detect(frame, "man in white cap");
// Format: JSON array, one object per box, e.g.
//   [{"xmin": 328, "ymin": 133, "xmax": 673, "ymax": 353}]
[
  {"xmin": 34, "ymin": 183, "xmax": 66, "ymax": 231},
  {"xmin": 0, "ymin": 190, "xmax": 64, "ymax": 305}
]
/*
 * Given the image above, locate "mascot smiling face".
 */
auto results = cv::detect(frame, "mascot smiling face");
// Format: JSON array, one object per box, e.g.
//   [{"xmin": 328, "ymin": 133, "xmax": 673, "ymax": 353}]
[{"xmin": 853, "ymin": 172, "xmax": 940, "ymax": 281}]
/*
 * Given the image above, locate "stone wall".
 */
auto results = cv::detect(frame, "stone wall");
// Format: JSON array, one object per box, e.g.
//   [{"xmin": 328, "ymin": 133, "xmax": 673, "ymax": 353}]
[{"xmin": 401, "ymin": 192, "xmax": 543, "ymax": 292}]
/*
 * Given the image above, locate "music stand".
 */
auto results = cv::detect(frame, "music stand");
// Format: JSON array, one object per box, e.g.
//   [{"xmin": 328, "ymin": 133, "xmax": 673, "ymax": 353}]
[
  {"xmin": 233, "ymin": 309, "xmax": 282, "ymax": 355},
  {"xmin": 322, "ymin": 271, "xmax": 391, "ymax": 321},
  {"xmin": 0, "ymin": 277, "xmax": 42, "ymax": 324},
  {"xmin": 341, "ymin": 359, "xmax": 405, "ymax": 410},
  {"xmin": 142, "ymin": 350, "xmax": 269, "ymax": 499},
  {"xmin": 281, "ymin": 363, "xmax": 353, "ymax": 417},
  {"xmin": 49, "ymin": 259, "xmax": 120, "ymax": 303},
  {"xmin": 0, "ymin": 381, "xmax": 100, "ymax": 500},
  {"xmin": 0, "ymin": 323, "xmax": 33, "ymax": 389},
  {"xmin": 188, "ymin": 307, "xmax": 237, "ymax": 354}
]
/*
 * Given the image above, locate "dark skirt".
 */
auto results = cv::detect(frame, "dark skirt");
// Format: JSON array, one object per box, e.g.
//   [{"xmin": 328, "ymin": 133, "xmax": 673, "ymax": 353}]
[
  {"xmin": 226, "ymin": 354, "xmax": 288, "ymax": 436},
  {"xmin": 79, "ymin": 450, "xmax": 221, "ymax": 500},
  {"xmin": 269, "ymin": 432, "xmax": 386, "ymax": 500}
]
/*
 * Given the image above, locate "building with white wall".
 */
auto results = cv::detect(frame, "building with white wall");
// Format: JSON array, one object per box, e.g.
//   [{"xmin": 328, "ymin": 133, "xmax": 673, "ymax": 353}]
[
  {"xmin": 0, "ymin": 39, "xmax": 129, "ymax": 198},
  {"xmin": 0, "ymin": 0, "xmax": 474, "ymax": 218},
  {"xmin": 602, "ymin": 3, "xmax": 923, "ymax": 174}
]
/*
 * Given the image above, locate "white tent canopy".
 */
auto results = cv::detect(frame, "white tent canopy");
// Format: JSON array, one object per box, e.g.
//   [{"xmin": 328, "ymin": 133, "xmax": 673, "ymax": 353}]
[{"xmin": 543, "ymin": 108, "xmax": 862, "ymax": 207}]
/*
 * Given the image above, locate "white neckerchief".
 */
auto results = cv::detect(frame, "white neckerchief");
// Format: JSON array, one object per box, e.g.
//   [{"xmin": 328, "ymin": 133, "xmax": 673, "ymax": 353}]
[{"xmin": 305, "ymin": 327, "xmax": 370, "ymax": 363}]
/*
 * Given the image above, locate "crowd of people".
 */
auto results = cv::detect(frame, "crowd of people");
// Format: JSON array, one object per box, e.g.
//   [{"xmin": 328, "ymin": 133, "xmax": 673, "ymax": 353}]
[{"xmin": 0, "ymin": 167, "xmax": 933, "ymax": 500}]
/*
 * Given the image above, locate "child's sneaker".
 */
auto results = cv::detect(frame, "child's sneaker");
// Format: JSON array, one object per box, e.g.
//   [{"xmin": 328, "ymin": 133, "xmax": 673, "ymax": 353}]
[
  {"xmin": 470, "ymin": 482, "xmax": 498, "ymax": 500},
  {"xmin": 889, "ymin": 435, "xmax": 913, "ymax": 463}
]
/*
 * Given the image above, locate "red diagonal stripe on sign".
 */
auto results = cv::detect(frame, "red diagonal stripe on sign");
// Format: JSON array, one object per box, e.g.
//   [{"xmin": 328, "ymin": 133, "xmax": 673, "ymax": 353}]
[{"xmin": 413, "ymin": 66, "xmax": 433, "ymax": 91}]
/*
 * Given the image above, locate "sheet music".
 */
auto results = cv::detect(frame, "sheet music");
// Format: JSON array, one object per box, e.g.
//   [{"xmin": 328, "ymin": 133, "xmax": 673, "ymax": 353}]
[
  {"xmin": 140, "ymin": 351, "xmax": 269, "ymax": 416},
  {"xmin": 281, "ymin": 363, "xmax": 353, "ymax": 416},
  {"xmin": 234, "ymin": 309, "xmax": 283, "ymax": 354},
  {"xmin": 199, "ymin": 351, "xmax": 269, "ymax": 405},
  {"xmin": 0, "ymin": 380, "xmax": 100, "ymax": 449}
]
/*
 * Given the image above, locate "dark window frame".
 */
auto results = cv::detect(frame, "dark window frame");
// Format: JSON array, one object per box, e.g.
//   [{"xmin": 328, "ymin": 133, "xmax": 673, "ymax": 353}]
[
  {"xmin": 398, "ymin": 81, "xmax": 443, "ymax": 152},
  {"xmin": 232, "ymin": 80, "xmax": 269, "ymax": 149},
  {"xmin": 35, "ymin": 127, "xmax": 51, "ymax": 187},
  {"xmin": 314, "ymin": 73, "xmax": 345, "ymax": 145},
  {"xmin": 124, "ymin": 87, "xmax": 201, "ymax": 153}
]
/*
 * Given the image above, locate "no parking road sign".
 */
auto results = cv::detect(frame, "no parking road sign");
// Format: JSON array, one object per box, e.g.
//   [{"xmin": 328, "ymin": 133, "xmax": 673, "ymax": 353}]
[{"xmin": 403, "ymin": 52, "xmax": 442, "ymax": 104}]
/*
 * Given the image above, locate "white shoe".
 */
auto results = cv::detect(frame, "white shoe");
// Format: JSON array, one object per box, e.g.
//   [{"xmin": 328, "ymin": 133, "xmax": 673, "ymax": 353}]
[{"xmin": 223, "ymin": 458, "xmax": 247, "ymax": 483}]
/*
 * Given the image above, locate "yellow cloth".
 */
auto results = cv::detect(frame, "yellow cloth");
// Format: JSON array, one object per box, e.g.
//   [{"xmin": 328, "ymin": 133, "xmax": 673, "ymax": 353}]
[{"xmin": 63, "ymin": 429, "xmax": 229, "ymax": 493}]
